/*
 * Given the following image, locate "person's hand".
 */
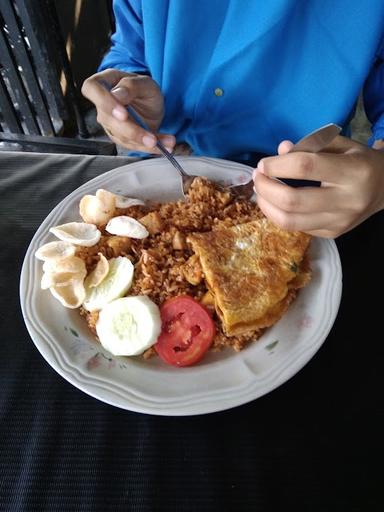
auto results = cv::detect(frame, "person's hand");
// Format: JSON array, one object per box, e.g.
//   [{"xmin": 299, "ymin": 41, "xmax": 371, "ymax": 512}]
[
  {"xmin": 253, "ymin": 136, "xmax": 384, "ymax": 238},
  {"xmin": 81, "ymin": 68, "xmax": 176, "ymax": 154}
]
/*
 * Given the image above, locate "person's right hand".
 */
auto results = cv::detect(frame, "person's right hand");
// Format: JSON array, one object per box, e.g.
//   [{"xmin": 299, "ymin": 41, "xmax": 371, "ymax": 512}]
[{"xmin": 81, "ymin": 68, "xmax": 176, "ymax": 153}]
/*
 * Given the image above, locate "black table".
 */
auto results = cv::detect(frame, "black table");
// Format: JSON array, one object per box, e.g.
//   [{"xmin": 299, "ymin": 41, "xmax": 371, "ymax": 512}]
[{"xmin": 1, "ymin": 150, "xmax": 383, "ymax": 511}]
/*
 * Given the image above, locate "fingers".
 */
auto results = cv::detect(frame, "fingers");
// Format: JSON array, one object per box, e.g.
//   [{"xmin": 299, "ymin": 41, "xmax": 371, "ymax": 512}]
[
  {"xmin": 254, "ymin": 171, "xmax": 338, "ymax": 214},
  {"xmin": 101, "ymin": 112, "xmax": 175, "ymax": 154},
  {"xmin": 113, "ymin": 74, "xmax": 159, "ymax": 101},
  {"xmin": 322, "ymin": 134, "xmax": 361, "ymax": 154},
  {"xmin": 158, "ymin": 134, "xmax": 176, "ymax": 149},
  {"xmin": 82, "ymin": 69, "xmax": 175, "ymax": 153},
  {"xmin": 101, "ymin": 111, "xmax": 175, "ymax": 153},
  {"xmin": 276, "ymin": 135, "xmax": 356, "ymax": 157},
  {"xmin": 257, "ymin": 150, "xmax": 351, "ymax": 185},
  {"xmin": 109, "ymin": 86, "xmax": 131, "ymax": 118},
  {"xmin": 254, "ymin": 136, "xmax": 384, "ymax": 238},
  {"xmin": 256, "ymin": 194, "xmax": 335, "ymax": 234},
  {"xmin": 97, "ymin": 108, "xmax": 155, "ymax": 149},
  {"xmin": 254, "ymin": 166, "xmax": 342, "ymax": 236},
  {"xmin": 305, "ymin": 228, "xmax": 339, "ymax": 238},
  {"xmin": 277, "ymin": 140, "xmax": 294, "ymax": 155},
  {"xmin": 104, "ymin": 131, "xmax": 157, "ymax": 154},
  {"xmin": 103, "ymin": 130, "xmax": 175, "ymax": 155},
  {"xmin": 81, "ymin": 69, "xmax": 129, "ymax": 121},
  {"xmin": 111, "ymin": 74, "xmax": 164, "ymax": 129}
]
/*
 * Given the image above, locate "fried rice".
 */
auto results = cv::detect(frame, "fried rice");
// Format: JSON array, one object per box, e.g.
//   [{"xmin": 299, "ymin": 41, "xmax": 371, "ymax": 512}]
[
  {"xmin": 76, "ymin": 176, "xmax": 312, "ymax": 358},
  {"xmin": 76, "ymin": 177, "xmax": 269, "ymax": 354}
]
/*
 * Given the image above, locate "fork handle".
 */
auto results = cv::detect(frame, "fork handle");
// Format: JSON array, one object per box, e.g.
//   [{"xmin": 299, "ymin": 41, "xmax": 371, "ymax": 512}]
[{"xmin": 126, "ymin": 105, "xmax": 188, "ymax": 177}]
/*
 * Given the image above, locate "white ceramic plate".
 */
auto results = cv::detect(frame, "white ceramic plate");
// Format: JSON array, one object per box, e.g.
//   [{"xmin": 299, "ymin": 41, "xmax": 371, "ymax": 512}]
[{"xmin": 20, "ymin": 156, "xmax": 342, "ymax": 415}]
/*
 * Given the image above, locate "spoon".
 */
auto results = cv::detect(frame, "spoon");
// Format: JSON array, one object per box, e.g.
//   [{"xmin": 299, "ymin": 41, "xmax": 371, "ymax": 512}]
[
  {"xmin": 229, "ymin": 123, "xmax": 342, "ymax": 199},
  {"xmin": 114, "ymin": 91, "xmax": 341, "ymax": 201},
  {"xmin": 130, "ymin": 110, "xmax": 341, "ymax": 199}
]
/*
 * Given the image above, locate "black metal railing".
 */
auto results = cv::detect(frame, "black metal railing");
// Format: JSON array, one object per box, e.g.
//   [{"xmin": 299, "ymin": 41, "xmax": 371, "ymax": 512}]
[{"xmin": 0, "ymin": 0, "xmax": 115, "ymax": 154}]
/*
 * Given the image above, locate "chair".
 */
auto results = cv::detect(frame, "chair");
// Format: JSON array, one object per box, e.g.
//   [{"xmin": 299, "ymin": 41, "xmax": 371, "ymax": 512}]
[{"xmin": 0, "ymin": 0, "xmax": 116, "ymax": 155}]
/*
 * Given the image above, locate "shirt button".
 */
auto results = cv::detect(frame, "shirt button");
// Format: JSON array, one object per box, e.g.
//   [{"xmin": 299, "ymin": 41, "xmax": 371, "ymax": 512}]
[{"xmin": 214, "ymin": 87, "xmax": 224, "ymax": 97}]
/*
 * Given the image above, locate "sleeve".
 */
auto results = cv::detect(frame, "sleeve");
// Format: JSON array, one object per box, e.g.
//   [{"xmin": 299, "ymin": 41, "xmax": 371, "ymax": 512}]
[
  {"xmin": 98, "ymin": 0, "xmax": 148, "ymax": 74},
  {"xmin": 363, "ymin": 37, "xmax": 384, "ymax": 145}
]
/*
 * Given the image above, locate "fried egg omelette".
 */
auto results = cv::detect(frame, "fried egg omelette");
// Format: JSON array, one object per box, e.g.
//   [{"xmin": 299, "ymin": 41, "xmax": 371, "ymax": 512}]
[{"xmin": 188, "ymin": 218, "xmax": 312, "ymax": 336}]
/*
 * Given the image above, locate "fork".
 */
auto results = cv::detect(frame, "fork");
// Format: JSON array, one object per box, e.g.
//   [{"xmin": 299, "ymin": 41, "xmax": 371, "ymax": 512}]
[
  {"xmin": 101, "ymin": 81, "xmax": 197, "ymax": 198},
  {"xmin": 125, "ymin": 105, "xmax": 196, "ymax": 198},
  {"xmin": 125, "ymin": 101, "xmax": 341, "ymax": 200},
  {"xmin": 229, "ymin": 123, "xmax": 342, "ymax": 199}
]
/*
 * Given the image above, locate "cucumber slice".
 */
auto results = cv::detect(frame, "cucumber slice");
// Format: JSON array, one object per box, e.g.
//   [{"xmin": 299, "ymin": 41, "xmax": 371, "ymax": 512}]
[
  {"xmin": 96, "ymin": 296, "xmax": 161, "ymax": 356},
  {"xmin": 83, "ymin": 256, "xmax": 134, "ymax": 312}
]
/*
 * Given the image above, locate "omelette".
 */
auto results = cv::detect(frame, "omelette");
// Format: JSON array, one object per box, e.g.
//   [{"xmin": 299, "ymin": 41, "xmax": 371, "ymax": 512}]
[{"xmin": 188, "ymin": 218, "xmax": 312, "ymax": 336}]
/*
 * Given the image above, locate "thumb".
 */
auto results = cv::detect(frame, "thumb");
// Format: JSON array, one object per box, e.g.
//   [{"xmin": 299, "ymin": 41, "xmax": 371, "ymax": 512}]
[
  {"xmin": 323, "ymin": 134, "xmax": 360, "ymax": 154},
  {"xmin": 277, "ymin": 140, "xmax": 294, "ymax": 155},
  {"xmin": 110, "ymin": 87, "xmax": 131, "ymax": 121},
  {"xmin": 110, "ymin": 86, "xmax": 131, "ymax": 106}
]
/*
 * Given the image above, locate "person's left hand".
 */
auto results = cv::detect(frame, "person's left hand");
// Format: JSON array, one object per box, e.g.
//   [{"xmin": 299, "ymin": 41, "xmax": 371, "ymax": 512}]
[{"xmin": 253, "ymin": 135, "xmax": 384, "ymax": 238}]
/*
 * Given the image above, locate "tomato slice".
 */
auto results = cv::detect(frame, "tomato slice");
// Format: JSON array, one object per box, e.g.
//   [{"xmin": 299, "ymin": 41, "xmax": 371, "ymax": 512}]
[{"xmin": 154, "ymin": 295, "xmax": 216, "ymax": 367}]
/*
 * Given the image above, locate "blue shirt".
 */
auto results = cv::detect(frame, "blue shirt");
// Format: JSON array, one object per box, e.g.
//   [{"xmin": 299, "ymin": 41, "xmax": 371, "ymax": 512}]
[{"xmin": 99, "ymin": 0, "xmax": 384, "ymax": 161}]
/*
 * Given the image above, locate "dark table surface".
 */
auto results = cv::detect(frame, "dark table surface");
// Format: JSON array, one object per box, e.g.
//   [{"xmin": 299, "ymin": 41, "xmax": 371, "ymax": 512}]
[{"xmin": 1, "ymin": 150, "xmax": 383, "ymax": 512}]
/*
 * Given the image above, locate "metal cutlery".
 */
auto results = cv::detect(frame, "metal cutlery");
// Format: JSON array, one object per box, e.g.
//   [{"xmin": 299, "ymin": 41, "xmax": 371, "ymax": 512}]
[
  {"xmin": 125, "ymin": 105, "xmax": 196, "ymax": 198},
  {"xmin": 115, "ymin": 93, "xmax": 341, "ymax": 201},
  {"xmin": 229, "ymin": 122, "xmax": 342, "ymax": 199}
]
